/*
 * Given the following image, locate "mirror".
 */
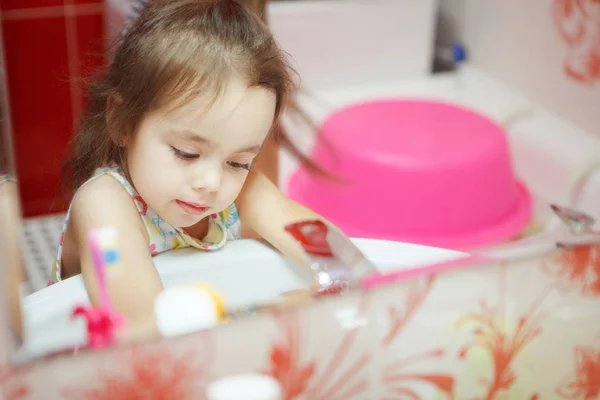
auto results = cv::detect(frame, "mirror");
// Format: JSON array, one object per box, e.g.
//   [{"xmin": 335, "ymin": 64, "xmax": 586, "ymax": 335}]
[
  {"xmin": 3, "ymin": 5, "xmax": 600, "ymax": 400},
  {"xmin": 9, "ymin": 0, "xmax": 591, "ymax": 369}
]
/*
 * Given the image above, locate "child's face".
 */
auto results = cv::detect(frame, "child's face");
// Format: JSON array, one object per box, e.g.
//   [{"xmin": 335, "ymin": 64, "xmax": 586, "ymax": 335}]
[{"xmin": 125, "ymin": 77, "xmax": 276, "ymax": 228}]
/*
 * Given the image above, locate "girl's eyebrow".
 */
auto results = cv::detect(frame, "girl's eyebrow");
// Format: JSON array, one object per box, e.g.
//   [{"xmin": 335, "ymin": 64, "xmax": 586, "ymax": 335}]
[
  {"xmin": 235, "ymin": 145, "xmax": 261, "ymax": 154},
  {"xmin": 172, "ymin": 130, "xmax": 216, "ymax": 147},
  {"xmin": 172, "ymin": 130, "xmax": 261, "ymax": 154}
]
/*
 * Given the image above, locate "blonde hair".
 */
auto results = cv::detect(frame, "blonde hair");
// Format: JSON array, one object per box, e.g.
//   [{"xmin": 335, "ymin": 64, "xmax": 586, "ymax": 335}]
[{"xmin": 64, "ymin": 0, "xmax": 293, "ymax": 190}]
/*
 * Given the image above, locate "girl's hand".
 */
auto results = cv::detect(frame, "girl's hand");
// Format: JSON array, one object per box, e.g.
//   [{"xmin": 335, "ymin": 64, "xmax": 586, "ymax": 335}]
[{"xmin": 236, "ymin": 168, "xmax": 341, "ymax": 273}]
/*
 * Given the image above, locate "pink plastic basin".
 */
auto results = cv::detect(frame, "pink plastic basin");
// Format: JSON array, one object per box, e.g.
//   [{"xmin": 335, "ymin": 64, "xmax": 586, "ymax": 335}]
[{"xmin": 287, "ymin": 99, "xmax": 532, "ymax": 250}]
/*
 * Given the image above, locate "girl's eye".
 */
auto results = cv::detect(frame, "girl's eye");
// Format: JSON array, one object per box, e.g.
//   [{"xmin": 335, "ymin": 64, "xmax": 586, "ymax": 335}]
[
  {"xmin": 227, "ymin": 161, "xmax": 251, "ymax": 171},
  {"xmin": 171, "ymin": 147, "xmax": 199, "ymax": 161}
]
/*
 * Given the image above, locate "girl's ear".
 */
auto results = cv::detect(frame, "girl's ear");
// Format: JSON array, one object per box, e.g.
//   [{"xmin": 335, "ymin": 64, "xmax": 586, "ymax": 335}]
[{"xmin": 106, "ymin": 94, "xmax": 127, "ymax": 146}]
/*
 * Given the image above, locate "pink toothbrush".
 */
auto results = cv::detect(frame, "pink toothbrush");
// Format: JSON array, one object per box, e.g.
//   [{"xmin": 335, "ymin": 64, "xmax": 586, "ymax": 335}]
[{"xmin": 72, "ymin": 228, "xmax": 126, "ymax": 349}]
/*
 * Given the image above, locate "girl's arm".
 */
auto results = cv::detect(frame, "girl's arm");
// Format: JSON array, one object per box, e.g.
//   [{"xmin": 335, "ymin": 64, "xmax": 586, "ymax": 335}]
[
  {"xmin": 236, "ymin": 168, "xmax": 339, "ymax": 269},
  {"xmin": 69, "ymin": 175, "xmax": 163, "ymax": 340}
]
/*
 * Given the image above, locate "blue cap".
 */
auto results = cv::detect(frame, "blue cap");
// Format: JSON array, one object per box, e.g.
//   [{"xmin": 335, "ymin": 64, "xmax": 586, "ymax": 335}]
[{"xmin": 451, "ymin": 44, "xmax": 467, "ymax": 63}]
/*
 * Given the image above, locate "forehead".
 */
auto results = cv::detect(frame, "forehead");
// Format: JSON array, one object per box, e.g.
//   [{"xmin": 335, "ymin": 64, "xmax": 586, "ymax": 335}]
[{"xmin": 146, "ymin": 78, "xmax": 277, "ymax": 150}]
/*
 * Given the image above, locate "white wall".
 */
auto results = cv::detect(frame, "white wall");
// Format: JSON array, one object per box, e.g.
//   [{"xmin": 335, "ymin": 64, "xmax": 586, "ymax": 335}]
[
  {"xmin": 106, "ymin": 0, "xmax": 439, "ymax": 95},
  {"xmin": 268, "ymin": 0, "xmax": 438, "ymax": 90},
  {"xmin": 439, "ymin": 0, "xmax": 600, "ymax": 135}
]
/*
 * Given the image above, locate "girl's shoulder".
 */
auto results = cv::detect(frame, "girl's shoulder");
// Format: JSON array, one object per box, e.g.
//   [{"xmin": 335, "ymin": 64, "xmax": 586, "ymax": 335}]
[
  {"xmin": 74, "ymin": 165, "xmax": 137, "ymax": 200},
  {"xmin": 69, "ymin": 173, "xmax": 147, "ymax": 238},
  {"xmin": 71, "ymin": 173, "xmax": 135, "ymax": 216}
]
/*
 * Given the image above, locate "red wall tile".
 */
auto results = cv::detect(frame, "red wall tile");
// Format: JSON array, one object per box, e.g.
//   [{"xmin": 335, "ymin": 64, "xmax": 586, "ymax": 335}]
[
  {"xmin": 69, "ymin": 0, "xmax": 103, "ymax": 4},
  {"xmin": 2, "ymin": 3, "xmax": 107, "ymax": 217},
  {"xmin": 75, "ymin": 12, "xmax": 107, "ymax": 114},
  {"xmin": 3, "ymin": 16, "xmax": 74, "ymax": 216},
  {"xmin": 1, "ymin": 0, "xmax": 63, "ymax": 11}
]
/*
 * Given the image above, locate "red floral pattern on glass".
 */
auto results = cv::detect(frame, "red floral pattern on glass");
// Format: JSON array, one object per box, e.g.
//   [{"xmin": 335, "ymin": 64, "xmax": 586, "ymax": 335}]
[
  {"xmin": 382, "ymin": 276, "xmax": 435, "ymax": 346},
  {"xmin": 382, "ymin": 349, "xmax": 454, "ymax": 400},
  {"xmin": 7, "ymin": 251, "xmax": 600, "ymax": 398},
  {"xmin": 266, "ymin": 295, "xmax": 371, "ymax": 399},
  {"xmin": 265, "ymin": 277, "xmax": 456, "ymax": 399},
  {"xmin": 63, "ymin": 345, "xmax": 210, "ymax": 400},
  {"xmin": 381, "ymin": 276, "xmax": 455, "ymax": 399},
  {"xmin": 544, "ymin": 245, "xmax": 600, "ymax": 296},
  {"xmin": 557, "ymin": 345, "xmax": 600, "ymax": 399},
  {"xmin": 267, "ymin": 315, "xmax": 316, "ymax": 399},
  {"xmin": 456, "ymin": 267, "xmax": 550, "ymax": 399},
  {"xmin": 553, "ymin": 0, "xmax": 600, "ymax": 85}
]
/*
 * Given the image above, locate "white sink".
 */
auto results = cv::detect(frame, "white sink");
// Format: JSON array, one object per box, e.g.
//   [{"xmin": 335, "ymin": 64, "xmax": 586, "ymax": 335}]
[{"xmin": 17, "ymin": 238, "xmax": 467, "ymax": 363}]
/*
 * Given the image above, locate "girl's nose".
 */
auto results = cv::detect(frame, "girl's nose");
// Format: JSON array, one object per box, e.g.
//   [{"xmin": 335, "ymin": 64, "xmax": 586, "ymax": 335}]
[{"xmin": 192, "ymin": 163, "xmax": 221, "ymax": 193}]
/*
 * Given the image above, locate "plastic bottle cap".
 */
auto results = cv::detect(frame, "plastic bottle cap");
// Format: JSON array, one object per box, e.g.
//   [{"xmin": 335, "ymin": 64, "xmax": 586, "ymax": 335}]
[
  {"xmin": 154, "ymin": 286, "xmax": 220, "ymax": 337},
  {"xmin": 206, "ymin": 374, "xmax": 282, "ymax": 400},
  {"xmin": 451, "ymin": 43, "xmax": 467, "ymax": 63}
]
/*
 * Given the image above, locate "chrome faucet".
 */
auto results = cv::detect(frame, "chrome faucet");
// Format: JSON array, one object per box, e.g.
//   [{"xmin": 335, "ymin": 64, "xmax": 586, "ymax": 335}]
[{"xmin": 550, "ymin": 204, "xmax": 600, "ymax": 249}]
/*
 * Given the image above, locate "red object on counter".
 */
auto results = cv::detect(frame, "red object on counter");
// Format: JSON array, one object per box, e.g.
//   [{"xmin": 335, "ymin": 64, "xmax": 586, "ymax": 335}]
[
  {"xmin": 285, "ymin": 219, "xmax": 374, "ymax": 297},
  {"xmin": 284, "ymin": 220, "xmax": 334, "ymax": 257}
]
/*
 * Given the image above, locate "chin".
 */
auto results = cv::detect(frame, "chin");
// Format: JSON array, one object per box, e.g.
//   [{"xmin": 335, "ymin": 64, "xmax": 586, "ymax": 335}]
[
  {"xmin": 176, "ymin": 216, "xmax": 204, "ymax": 228},
  {"xmin": 156, "ymin": 211, "xmax": 197, "ymax": 229}
]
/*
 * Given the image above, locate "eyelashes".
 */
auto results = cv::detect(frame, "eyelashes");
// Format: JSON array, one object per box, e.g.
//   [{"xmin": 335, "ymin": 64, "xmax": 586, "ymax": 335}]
[
  {"xmin": 171, "ymin": 147, "xmax": 251, "ymax": 171},
  {"xmin": 227, "ymin": 161, "xmax": 251, "ymax": 171},
  {"xmin": 171, "ymin": 147, "xmax": 199, "ymax": 160}
]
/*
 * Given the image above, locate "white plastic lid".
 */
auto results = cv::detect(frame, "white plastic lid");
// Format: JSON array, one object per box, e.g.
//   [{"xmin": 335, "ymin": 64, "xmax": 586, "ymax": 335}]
[
  {"xmin": 154, "ymin": 287, "xmax": 219, "ymax": 337},
  {"xmin": 206, "ymin": 374, "xmax": 282, "ymax": 400}
]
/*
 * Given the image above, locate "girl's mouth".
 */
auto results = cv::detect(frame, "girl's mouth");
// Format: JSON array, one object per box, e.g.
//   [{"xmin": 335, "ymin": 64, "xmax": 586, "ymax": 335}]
[{"xmin": 176, "ymin": 200, "xmax": 209, "ymax": 215}]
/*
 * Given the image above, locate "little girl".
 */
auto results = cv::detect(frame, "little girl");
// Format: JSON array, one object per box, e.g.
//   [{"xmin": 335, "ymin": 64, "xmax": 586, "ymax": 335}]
[{"xmin": 54, "ymin": 0, "xmax": 336, "ymax": 337}]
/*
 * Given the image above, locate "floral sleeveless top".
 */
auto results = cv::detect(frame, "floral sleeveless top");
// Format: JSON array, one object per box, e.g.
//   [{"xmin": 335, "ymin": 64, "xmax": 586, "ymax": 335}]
[{"xmin": 50, "ymin": 166, "xmax": 241, "ymax": 284}]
